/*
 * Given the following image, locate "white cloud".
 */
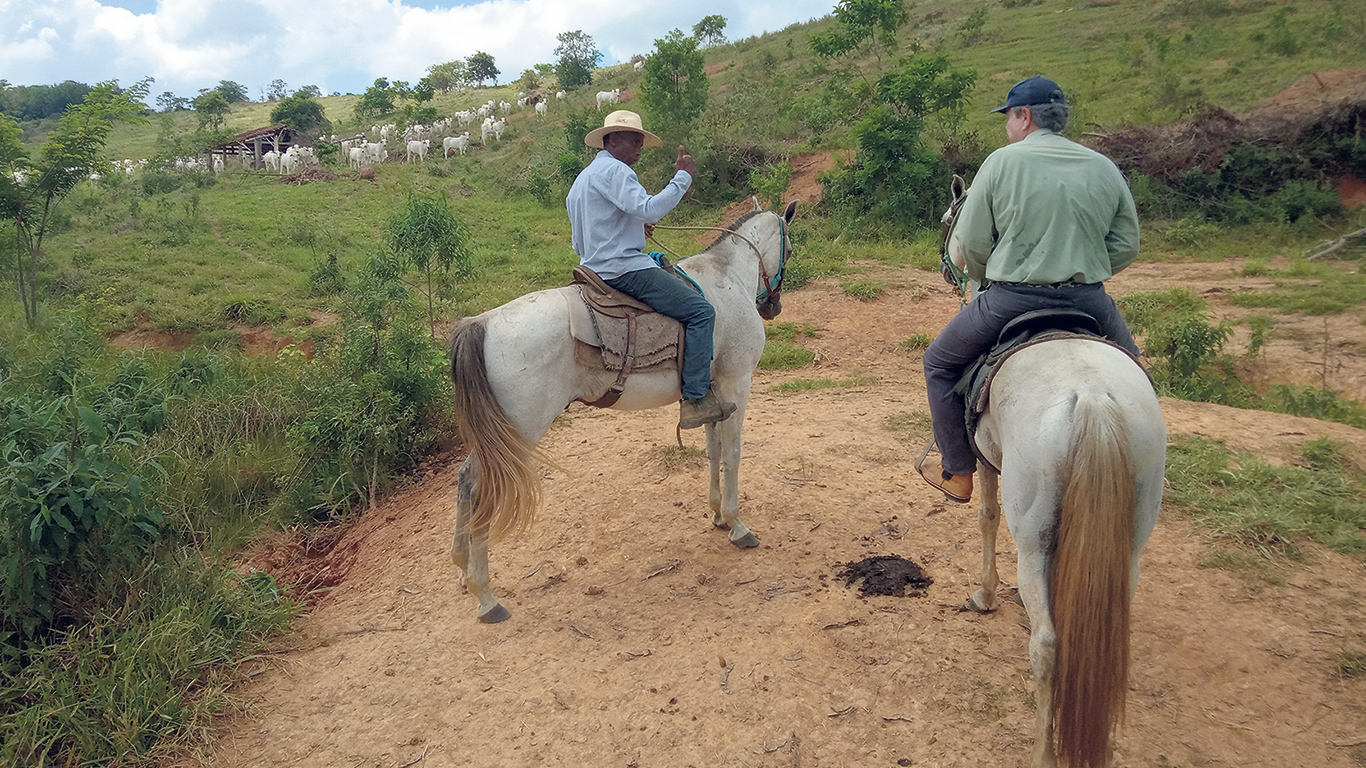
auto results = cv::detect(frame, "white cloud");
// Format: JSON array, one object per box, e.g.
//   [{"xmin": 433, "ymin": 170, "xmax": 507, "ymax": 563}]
[{"xmin": 0, "ymin": 0, "xmax": 832, "ymax": 97}]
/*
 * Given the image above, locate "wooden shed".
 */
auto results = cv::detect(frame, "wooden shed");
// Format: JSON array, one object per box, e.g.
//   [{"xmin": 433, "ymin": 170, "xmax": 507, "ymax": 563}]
[{"xmin": 211, "ymin": 124, "xmax": 299, "ymax": 170}]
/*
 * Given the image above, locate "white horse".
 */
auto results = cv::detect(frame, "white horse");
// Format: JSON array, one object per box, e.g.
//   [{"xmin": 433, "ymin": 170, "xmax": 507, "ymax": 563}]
[
  {"xmin": 945, "ymin": 185, "xmax": 1166, "ymax": 767},
  {"xmin": 447, "ymin": 200, "xmax": 797, "ymax": 623}
]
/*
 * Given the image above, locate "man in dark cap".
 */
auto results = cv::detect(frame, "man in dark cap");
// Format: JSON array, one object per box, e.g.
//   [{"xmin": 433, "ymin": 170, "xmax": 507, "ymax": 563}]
[{"xmin": 918, "ymin": 76, "xmax": 1142, "ymax": 503}]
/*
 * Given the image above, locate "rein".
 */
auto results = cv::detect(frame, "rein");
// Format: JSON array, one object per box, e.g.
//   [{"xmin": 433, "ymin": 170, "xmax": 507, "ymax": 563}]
[{"xmin": 649, "ymin": 218, "xmax": 788, "ymax": 303}]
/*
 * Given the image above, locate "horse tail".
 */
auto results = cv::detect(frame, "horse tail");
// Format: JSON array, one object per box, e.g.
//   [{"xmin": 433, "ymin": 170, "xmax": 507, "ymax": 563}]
[
  {"xmin": 1051, "ymin": 391, "xmax": 1135, "ymax": 768},
  {"xmin": 449, "ymin": 318, "xmax": 541, "ymax": 541}
]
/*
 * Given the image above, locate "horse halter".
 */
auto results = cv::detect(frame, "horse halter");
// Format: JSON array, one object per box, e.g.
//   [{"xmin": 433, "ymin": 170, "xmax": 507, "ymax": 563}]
[{"xmin": 652, "ymin": 211, "xmax": 790, "ymax": 304}]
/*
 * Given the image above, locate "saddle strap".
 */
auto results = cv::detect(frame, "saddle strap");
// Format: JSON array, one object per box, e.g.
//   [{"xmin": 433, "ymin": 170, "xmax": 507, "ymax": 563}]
[{"xmin": 584, "ymin": 310, "xmax": 639, "ymax": 408}]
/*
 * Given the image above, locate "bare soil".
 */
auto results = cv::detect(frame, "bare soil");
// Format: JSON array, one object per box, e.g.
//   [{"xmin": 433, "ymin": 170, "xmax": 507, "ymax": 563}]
[{"xmin": 200, "ymin": 260, "xmax": 1366, "ymax": 768}]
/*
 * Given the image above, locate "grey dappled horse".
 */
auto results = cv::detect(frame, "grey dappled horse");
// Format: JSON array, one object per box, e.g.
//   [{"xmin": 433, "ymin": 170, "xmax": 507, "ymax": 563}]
[
  {"xmin": 944, "ymin": 182, "xmax": 1166, "ymax": 768},
  {"xmin": 447, "ymin": 200, "xmax": 796, "ymax": 624}
]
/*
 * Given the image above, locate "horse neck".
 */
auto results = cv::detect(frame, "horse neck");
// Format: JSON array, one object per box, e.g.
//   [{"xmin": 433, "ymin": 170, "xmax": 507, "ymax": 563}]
[{"xmin": 682, "ymin": 214, "xmax": 774, "ymax": 290}]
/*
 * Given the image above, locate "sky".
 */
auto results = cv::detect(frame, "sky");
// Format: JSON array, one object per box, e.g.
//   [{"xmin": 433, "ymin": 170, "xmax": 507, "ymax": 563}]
[{"xmin": 0, "ymin": 0, "xmax": 836, "ymax": 100}]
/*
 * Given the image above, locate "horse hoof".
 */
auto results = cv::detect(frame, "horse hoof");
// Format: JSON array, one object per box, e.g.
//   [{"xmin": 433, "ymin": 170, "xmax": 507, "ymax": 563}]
[
  {"xmin": 732, "ymin": 532, "xmax": 760, "ymax": 548},
  {"xmin": 478, "ymin": 604, "xmax": 512, "ymax": 623},
  {"xmin": 964, "ymin": 592, "xmax": 996, "ymax": 614}
]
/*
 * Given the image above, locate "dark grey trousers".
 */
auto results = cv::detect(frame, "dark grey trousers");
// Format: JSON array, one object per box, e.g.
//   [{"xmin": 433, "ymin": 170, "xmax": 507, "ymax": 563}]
[{"xmin": 923, "ymin": 282, "xmax": 1140, "ymax": 476}]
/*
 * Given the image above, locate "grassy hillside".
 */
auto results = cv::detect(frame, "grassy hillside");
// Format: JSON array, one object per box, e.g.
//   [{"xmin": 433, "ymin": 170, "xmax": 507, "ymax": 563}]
[{"xmin": 15, "ymin": 0, "xmax": 1358, "ymax": 340}]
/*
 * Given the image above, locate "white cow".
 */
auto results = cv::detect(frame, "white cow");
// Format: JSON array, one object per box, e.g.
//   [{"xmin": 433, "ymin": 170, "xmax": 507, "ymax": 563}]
[
  {"xmin": 634, "ymin": 60, "xmax": 644, "ymax": 71},
  {"xmin": 596, "ymin": 88, "xmax": 620, "ymax": 108},
  {"xmin": 406, "ymin": 139, "xmax": 429, "ymax": 163},
  {"xmin": 535, "ymin": 101, "xmax": 547, "ymax": 117},
  {"xmin": 262, "ymin": 150, "xmax": 280, "ymax": 172},
  {"xmin": 348, "ymin": 147, "xmax": 365, "ymax": 168},
  {"xmin": 212, "ymin": 155, "xmax": 224, "ymax": 173},
  {"xmin": 443, "ymin": 133, "xmax": 471, "ymax": 158},
  {"xmin": 555, "ymin": 90, "xmax": 566, "ymax": 100},
  {"xmin": 490, "ymin": 118, "xmax": 506, "ymax": 141}
]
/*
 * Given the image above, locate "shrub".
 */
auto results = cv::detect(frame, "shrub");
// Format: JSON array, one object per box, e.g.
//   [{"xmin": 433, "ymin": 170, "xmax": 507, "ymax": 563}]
[
  {"xmin": 820, "ymin": 55, "xmax": 975, "ymax": 234},
  {"xmin": 750, "ymin": 160, "xmax": 791, "ymax": 211},
  {"xmin": 1118, "ymin": 289, "xmax": 1251, "ymax": 404},
  {"xmin": 285, "ymin": 261, "xmax": 454, "ymax": 518}
]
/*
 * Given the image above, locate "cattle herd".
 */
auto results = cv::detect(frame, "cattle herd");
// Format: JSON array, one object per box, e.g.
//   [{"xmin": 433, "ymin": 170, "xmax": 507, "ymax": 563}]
[{"xmin": 62, "ymin": 82, "xmax": 619, "ymax": 182}]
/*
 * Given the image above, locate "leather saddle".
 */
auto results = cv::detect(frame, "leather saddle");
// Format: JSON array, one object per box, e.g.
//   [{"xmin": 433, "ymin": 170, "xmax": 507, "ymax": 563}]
[
  {"xmin": 955, "ymin": 308, "xmax": 1124, "ymax": 471},
  {"xmin": 561, "ymin": 264, "xmax": 688, "ymax": 408}
]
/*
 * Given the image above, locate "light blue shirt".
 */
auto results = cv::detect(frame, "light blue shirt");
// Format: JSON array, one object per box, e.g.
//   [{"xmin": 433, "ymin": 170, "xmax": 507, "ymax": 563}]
[{"xmin": 566, "ymin": 150, "xmax": 693, "ymax": 280}]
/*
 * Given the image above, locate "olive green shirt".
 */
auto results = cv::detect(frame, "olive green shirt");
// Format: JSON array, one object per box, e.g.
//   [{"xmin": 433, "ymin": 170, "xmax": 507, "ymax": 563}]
[{"xmin": 952, "ymin": 128, "xmax": 1140, "ymax": 285}]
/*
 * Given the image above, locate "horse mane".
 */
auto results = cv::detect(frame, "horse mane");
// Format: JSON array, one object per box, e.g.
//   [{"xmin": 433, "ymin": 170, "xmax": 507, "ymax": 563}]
[{"xmin": 702, "ymin": 209, "xmax": 766, "ymax": 253}]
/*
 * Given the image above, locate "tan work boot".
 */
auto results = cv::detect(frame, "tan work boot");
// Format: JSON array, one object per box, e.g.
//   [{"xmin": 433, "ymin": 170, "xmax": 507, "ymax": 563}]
[
  {"xmin": 917, "ymin": 456, "xmax": 973, "ymax": 503},
  {"xmin": 679, "ymin": 390, "xmax": 737, "ymax": 429}
]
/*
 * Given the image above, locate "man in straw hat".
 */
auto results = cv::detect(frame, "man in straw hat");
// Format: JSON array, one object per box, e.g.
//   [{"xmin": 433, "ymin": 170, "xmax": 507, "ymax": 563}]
[
  {"xmin": 567, "ymin": 109, "xmax": 736, "ymax": 429},
  {"xmin": 919, "ymin": 75, "xmax": 1142, "ymax": 503}
]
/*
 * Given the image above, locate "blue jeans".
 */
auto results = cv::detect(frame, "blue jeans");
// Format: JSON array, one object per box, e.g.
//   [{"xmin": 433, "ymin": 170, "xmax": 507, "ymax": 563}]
[
  {"xmin": 923, "ymin": 282, "xmax": 1140, "ymax": 476},
  {"xmin": 605, "ymin": 266, "xmax": 716, "ymax": 401}
]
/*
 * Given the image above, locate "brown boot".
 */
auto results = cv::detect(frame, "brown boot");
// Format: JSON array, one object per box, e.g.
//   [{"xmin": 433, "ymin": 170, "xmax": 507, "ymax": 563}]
[
  {"xmin": 917, "ymin": 457, "xmax": 973, "ymax": 503},
  {"xmin": 679, "ymin": 390, "xmax": 737, "ymax": 429}
]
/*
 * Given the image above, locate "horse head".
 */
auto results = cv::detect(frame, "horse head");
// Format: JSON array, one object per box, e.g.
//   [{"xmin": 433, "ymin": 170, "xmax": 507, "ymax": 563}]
[
  {"xmin": 756, "ymin": 199, "xmax": 798, "ymax": 320},
  {"xmin": 940, "ymin": 175, "xmax": 972, "ymax": 293}
]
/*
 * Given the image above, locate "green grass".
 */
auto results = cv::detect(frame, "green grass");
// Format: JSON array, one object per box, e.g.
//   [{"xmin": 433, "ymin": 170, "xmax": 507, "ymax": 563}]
[
  {"xmin": 841, "ymin": 280, "xmax": 886, "ymax": 301},
  {"xmin": 1230, "ymin": 270, "xmax": 1366, "ymax": 315},
  {"xmin": 764, "ymin": 321, "xmax": 818, "ymax": 341},
  {"xmin": 1164, "ymin": 435, "xmax": 1366, "ymax": 560},
  {"xmin": 648, "ymin": 444, "xmax": 707, "ymax": 470},
  {"xmin": 772, "ymin": 375, "xmax": 877, "ymax": 392},
  {"xmin": 0, "ymin": 555, "xmax": 294, "ymax": 767},
  {"xmin": 899, "ymin": 333, "xmax": 934, "ymax": 351},
  {"xmin": 759, "ymin": 339, "xmax": 816, "ymax": 370}
]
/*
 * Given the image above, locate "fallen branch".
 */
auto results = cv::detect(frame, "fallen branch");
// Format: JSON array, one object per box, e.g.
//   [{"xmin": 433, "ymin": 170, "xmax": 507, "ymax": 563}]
[
  {"xmin": 1332, "ymin": 736, "xmax": 1366, "ymax": 747},
  {"xmin": 1307, "ymin": 226, "xmax": 1366, "ymax": 261}
]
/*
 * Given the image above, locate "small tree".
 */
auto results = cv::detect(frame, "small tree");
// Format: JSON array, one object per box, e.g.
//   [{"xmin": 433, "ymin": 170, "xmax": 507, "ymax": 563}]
[
  {"xmin": 427, "ymin": 60, "xmax": 469, "ymax": 93},
  {"xmin": 215, "ymin": 79, "xmax": 249, "ymax": 103},
  {"xmin": 193, "ymin": 90, "xmax": 229, "ymax": 130},
  {"xmin": 155, "ymin": 91, "xmax": 189, "ymax": 113},
  {"xmin": 823, "ymin": 55, "xmax": 976, "ymax": 230},
  {"xmin": 271, "ymin": 91, "xmax": 332, "ymax": 135},
  {"xmin": 693, "ymin": 15, "xmax": 728, "ymax": 47},
  {"xmin": 354, "ymin": 78, "xmax": 395, "ymax": 121},
  {"xmin": 467, "ymin": 52, "xmax": 500, "ymax": 87},
  {"xmin": 810, "ymin": 0, "xmax": 909, "ymax": 75},
  {"xmin": 640, "ymin": 30, "xmax": 709, "ymax": 131},
  {"xmin": 266, "ymin": 78, "xmax": 289, "ymax": 100},
  {"xmin": 383, "ymin": 194, "xmax": 477, "ymax": 333},
  {"xmin": 2, "ymin": 80, "xmax": 150, "ymax": 325},
  {"xmin": 554, "ymin": 30, "xmax": 603, "ymax": 89},
  {"xmin": 297, "ymin": 84, "xmax": 323, "ymax": 98}
]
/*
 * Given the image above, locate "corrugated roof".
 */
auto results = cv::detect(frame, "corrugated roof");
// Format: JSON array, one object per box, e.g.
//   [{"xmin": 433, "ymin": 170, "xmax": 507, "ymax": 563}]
[{"xmin": 234, "ymin": 124, "xmax": 291, "ymax": 141}]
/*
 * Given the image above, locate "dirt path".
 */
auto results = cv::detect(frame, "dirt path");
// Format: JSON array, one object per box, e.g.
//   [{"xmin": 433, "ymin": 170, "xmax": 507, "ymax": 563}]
[{"xmin": 205, "ymin": 264, "xmax": 1366, "ymax": 768}]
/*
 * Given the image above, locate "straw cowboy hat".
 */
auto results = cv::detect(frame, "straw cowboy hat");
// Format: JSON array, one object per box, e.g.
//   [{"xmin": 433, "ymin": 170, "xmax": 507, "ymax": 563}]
[{"xmin": 584, "ymin": 110, "xmax": 662, "ymax": 149}]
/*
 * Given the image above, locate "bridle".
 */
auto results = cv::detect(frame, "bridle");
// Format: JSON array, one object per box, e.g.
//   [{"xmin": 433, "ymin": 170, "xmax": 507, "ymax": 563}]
[{"xmin": 651, "ymin": 212, "xmax": 790, "ymax": 306}]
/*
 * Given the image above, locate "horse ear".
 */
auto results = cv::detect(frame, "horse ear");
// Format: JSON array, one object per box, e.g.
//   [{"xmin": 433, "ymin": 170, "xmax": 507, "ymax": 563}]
[
  {"xmin": 951, "ymin": 174, "xmax": 965, "ymax": 202},
  {"xmin": 783, "ymin": 200, "xmax": 798, "ymax": 223},
  {"xmin": 751, "ymin": 196, "xmax": 761, "ymax": 212}
]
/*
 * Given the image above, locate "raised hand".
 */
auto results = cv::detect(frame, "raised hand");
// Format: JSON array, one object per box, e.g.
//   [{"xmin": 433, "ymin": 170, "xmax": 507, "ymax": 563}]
[{"xmin": 675, "ymin": 145, "xmax": 696, "ymax": 177}]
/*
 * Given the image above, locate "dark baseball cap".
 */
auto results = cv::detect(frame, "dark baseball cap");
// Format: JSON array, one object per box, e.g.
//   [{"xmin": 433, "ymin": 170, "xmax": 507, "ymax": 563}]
[{"xmin": 989, "ymin": 75, "xmax": 1067, "ymax": 113}]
